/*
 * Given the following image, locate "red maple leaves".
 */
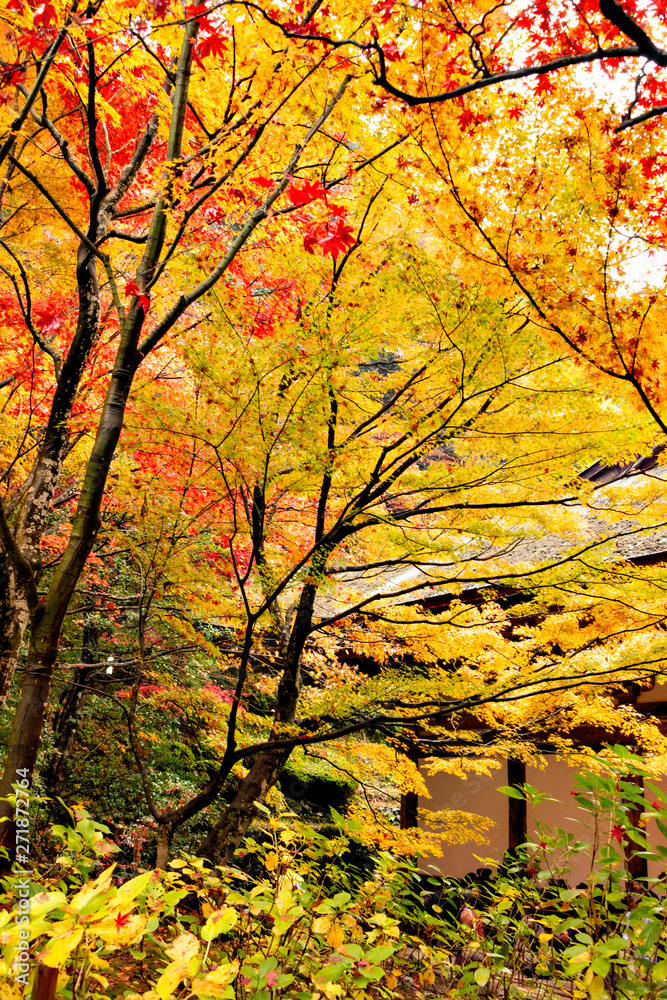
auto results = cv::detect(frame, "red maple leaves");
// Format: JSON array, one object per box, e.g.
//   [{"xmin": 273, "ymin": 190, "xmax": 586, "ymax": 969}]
[
  {"xmin": 151, "ymin": 0, "xmax": 170, "ymax": 18},
  {"xmin": 35, "ymin": 307, "xmax": 62, "ymax": 335},
  {"xmin": 125, "ymin": 281, "xmax": 150, "ymax": 314},
  {"xmin": 304, "ymin": 215, "xmax": 356, "ymax": 261},
  {"xmin": 115, "ymin": 911, "xmax": 132, "ymax": 932},
  {"xmin": 192, "ymin": 32, "xmax": 228, "ymax": 65},
  {"xmin": 33, "ymin": 2, "xmax": 57, "ymax": 26},
  {"xmin": 288, "ymin": 178, "xmax": 328, "ymax": 205}
]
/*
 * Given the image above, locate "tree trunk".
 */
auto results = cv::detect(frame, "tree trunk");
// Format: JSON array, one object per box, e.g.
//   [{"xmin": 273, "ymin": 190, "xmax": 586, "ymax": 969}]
[
  {"xmin": 198, "ymin": 747, "xmax": 292, "ymax": 865},
  {"xmin": 198, "ymin": 581, "xmax": 321, "ymax": 864},
  {"xmin": 0, "ymin": 646, "xmax": 54, "ymax": 863},
  {"xmin": 0, "ymin": 554, "xmax": 31, "ymax": 703},
  {"xmin": 0, "ymin": 21, "xmax": 198, "ymax": 863},
  {"xmin": 0, "ymin": 239, "xmax": 102, "ymax": 702},
  {"xmin": 156, "ymin": 822, "xmax": 174, "ymax": 869},
  {"xmin": 44, "ymin": 624, "xmax": 100, "ymax": 802}
]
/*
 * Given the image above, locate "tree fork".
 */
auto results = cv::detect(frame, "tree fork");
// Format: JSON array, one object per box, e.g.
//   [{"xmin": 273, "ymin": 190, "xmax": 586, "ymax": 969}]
[{"xmin": 0, "ymin": 18, "xmax": 199, "ymax": 860}]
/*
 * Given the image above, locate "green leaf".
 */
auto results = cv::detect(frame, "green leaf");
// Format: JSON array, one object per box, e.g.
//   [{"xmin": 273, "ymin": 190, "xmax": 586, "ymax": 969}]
[
  {"xmin": 316, "ymin": 963, "xmax": 346, "ymax": 984},
  {"xmin": 474, "ymin": 967, "xmax": 490, "ymax": 987},
  {"xmin": 366, "ymin": 945, "xmax": 394, "ymax": 963},
  {"xmin": 644, "ymin": 920, "xmax": 662, "ymax": 949},
  {"xmin": 497, "ymin": 786, "xmax": 524, "ymax": 800},
  {"xmin": 201, "ymin": 907, "xmax": 238, "ymax": 942},
  {"xmin": 653, "ymin": 960, "xmax": 667, "ymax": 983},
  {"xmin": 591, "ymin": 957, "xmax": 610, "ymax": 977},
  {"xmin": 163, "ymin": 890, "xmax": 188, "ymax": 906}
]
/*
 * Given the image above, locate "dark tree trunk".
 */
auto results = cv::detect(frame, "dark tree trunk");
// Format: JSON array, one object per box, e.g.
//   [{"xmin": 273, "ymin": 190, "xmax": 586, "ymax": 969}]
[
  {"xmin": 507, "ymin": 758, "xmax": 527, "ymax": 849},
  {"xmin": 0, "ymin": 554, "xmax": 31, "ymax": 704},
  {"xmin": 198, "ymin": 747, "xmax": 293, "ymax": 865},
  {"xmin": 198, "ymin": 582, "xmax": 319, "ymax": 864},
  {"xmin": 44, "ymin": 624, "xmax": 100, "ymax": 803},
  {"xmin": 0, "ymin": 21, "xmax": 199, "ymax": 865}
]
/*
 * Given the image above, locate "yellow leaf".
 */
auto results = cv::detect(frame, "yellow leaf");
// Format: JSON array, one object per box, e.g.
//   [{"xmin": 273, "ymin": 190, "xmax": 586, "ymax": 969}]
[
  {"xmin": 192, "ymin": 959, "xmax": 240, "ymax": 997},
  {"xmin": 275, "ymin": 882, "xmax": 293, "ymax": 915},
  {"xmin": 0, "ymin": 983, "xmax": 22, "ymax": 1000},
  {"xmin": 385, "ymin": 974, "xmax": 398, "ymax": 989},
  {"xmin": 156, "ymin": 932, "xmax": 202, "ymax": 999},
  {"xmin": 29, "ymin": 891, "xmax": 68, "ymax": 918},
  {"xmin": 264, "ymin": 852, "xmax": 278, "ymax": 871},
  {"xmin": 321, "ymin": 984, "xmax": 342, "ymax": 1000},
  {"xmin": 70, "ymin": 867, "xmax": 115, "ymax": 912},
  {"xmin": 201, "ymin": 907, "xmax": 238, "ymax": 942},
  {"xmin": 313, "ymin": 916, "xmax": 332, "ymax": 935},
  {"xmin": 326, "ymin": 923, "xmax": 344, "ymax": 949},
  {"xmin": 95, "ymin": 913, "xmax": 148, "ymax": 947},
  {"xmin": 166, "ymin": 931, "xmax": 200, "ymax": 964},
  {"xmin": 114, "ymin": 871, "xmax": 152, "ymax": 909},
  {"xmin": 588, "ymin": 975, "xmax": 605, "ymax": 1000},
  {"xmin": 39, "ymin": 924, "xmax": 84, "ymax": 968},
  {"xmin": 156, "ymin": 966, "xmax": 187, "ymax": 1000},
  {"xmin": 88, "ymin": 953, "xmax": 111, "ymax": 970}
]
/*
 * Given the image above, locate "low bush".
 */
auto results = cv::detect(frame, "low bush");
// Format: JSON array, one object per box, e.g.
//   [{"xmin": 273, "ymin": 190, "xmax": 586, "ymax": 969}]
[{"xmin": 3, "ymin": 747, "xmax": 667, "ymax": 1000}]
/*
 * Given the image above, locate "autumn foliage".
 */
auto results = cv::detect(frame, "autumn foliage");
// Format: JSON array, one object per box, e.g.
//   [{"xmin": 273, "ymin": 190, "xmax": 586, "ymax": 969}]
[{"xmin": 1, "ymin": 0, "xmax": 667, "ymax": 869}]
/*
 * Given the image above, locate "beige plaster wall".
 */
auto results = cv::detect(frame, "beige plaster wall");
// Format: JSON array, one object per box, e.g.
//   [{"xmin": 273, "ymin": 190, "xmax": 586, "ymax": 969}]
[
  {"xmin": 644, "ymin": 772, "xmax": 667, "ymax": 882},
  {"xmin": 637, "ymin": 683, "xmax": 667, "ymax": 703},
  {"xmin": 418, "ymin": 761, "xmax": 509, "ymax": 878},
  {"xmin": 526, "ymin": 758, "xmax": 602, "ymax": 886},
  {"xmin": 418, "ymin": 756, "xmax": 667, "ymax": 885}
]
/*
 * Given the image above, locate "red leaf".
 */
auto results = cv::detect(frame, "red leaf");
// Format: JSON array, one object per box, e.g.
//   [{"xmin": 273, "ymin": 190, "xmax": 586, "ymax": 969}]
[
  {"xmin": 0, "ymin": 63, "xmax": 26, "ymax": 86},
  {"xmin": 17, "ymin": 31, "xmax": 43, "ymax": 50},
  {"xmin": 115, "ymin": 911, "xmax": 132, "ymax": 931},
  {"xmin": 124, "ymin": 281, "xmax": 150, "ymax": 313},
  {"xmin": 288, "ymin": 177, "xmax": 327, "ymax": 206},
  {"xmin": 151, "ymin": 0, "xmax": 170, "ymax": 17},
  {"xmin": 535, "ymin": 74, "xmax": 556, "ymax": 97},
  {"xmin": 266, "ymin": 971, "xmax": 279, "ymax": 988},
  {"xmin": 318, "ymin": 217, "xmax": 356, "ymax": 260},
  {"xmin": 186, "ymin": 2, "xmax": 212, "ymax": 29},
  {"xmin": 252, "ymin": 175, "xmax": 274, "ymax": 189},
  {"xmin": 382, "ymin": 41, "xmax": 400, "ymax": 61},
  {"xmin": 303, "ymin": 226, "xmax": 322, "ymax": 255},
  {"xmin": 374, "ymin": 0, "xmax": 395, "ymax": 23},
  {"xmin": 33, "ymin": 2, "xmax": 56, "ymax": 26},
  {"xmin": 36, "ymin": 308, "xmax": 62, "ymax": 334},
  {"xmin": 193, "ymin": 33, "xmax": 228, "ymax": 62}
]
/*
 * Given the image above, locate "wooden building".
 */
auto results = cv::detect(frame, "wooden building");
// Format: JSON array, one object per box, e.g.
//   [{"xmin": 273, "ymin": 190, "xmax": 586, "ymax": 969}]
[{"xmin": 399, "ymin": 453, "xmax": 667, "ymax": 883}]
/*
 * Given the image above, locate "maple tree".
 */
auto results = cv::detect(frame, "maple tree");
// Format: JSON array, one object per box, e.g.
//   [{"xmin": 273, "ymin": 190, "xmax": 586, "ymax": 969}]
[
  {"xmin": 2, "ymin": 0, "xmax": 667, "ymax": 866},
  {"xmin": 34, "ymin": 216, "xmax": 667, "ymax": 867}
]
